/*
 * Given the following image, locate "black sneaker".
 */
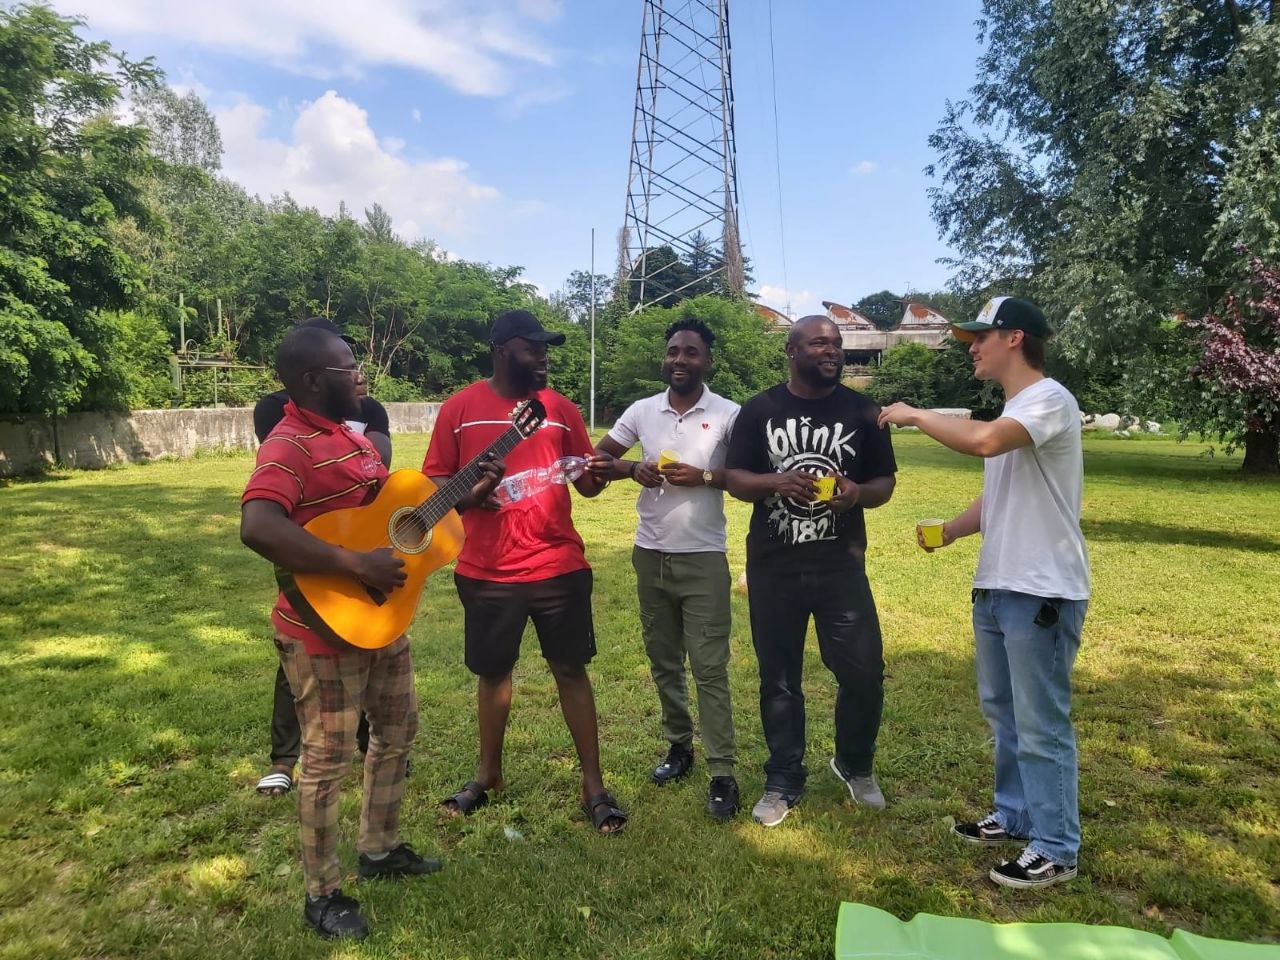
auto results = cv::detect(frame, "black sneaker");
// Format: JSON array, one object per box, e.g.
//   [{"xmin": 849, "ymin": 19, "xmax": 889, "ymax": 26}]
[
  {"xmin": 954, "ymin": 813, "xmax": 1028, "ymax": 845},
  {"xmin": 304, "ymin": 890, "xmax": 369, "ymax": 940},
  {"xmin": 706, "ymin": 776, "xmax": 740, "ymax": 821},
  {"xmin": 358, "ymin": 842, "xmax": 443, "ymax": 881},
  {"xmin": 651, "ymin": 743, "xmax": 694, "ymax": 785},
  {"xmin": 990, "ymin": 847, "xmax": 1078, "ymax": 889}
]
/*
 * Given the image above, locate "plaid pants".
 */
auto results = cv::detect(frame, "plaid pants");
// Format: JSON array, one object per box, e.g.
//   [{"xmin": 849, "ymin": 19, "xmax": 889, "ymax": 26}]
[{"xmin": 274, "ymin": 632, "xmax": 418, "ymax": 897}]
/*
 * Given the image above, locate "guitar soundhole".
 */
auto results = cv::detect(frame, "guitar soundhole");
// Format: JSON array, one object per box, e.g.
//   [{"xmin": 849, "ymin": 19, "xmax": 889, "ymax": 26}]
[{"xmin": 389, "ymin": 507, "xmax": 433, "ymax": 555}]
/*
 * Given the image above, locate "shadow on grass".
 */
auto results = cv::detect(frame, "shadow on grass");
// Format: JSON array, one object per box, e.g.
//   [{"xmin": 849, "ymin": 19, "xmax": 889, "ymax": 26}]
[
  {"xmin": 2, "ymin": 473, "xmax": 1279, "ymax": 957},
  {"xmin": 1081, "ymin": 518, "xmax": 1280, "ymax": 553}
]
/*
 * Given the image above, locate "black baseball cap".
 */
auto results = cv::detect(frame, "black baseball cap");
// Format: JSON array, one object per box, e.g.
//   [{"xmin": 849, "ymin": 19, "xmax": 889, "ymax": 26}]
[
  {"xmin": 950, "ymin": 297, "xmax": 1053, "ymax": 342},
  {"xmin": 298, "ymin": 316, "xmax": 357, "ymax": 346},
  {"xmin": 489, "ymin": 309, "xmax": 566, "ymax": 346}
]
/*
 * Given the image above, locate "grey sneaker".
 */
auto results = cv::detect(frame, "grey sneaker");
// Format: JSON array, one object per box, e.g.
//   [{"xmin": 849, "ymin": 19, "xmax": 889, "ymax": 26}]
[
  {"xmin": 751, "ymin": 790, "xmax": 797, "ymax": 827},
  {"xmin": 830, "ymin": 757, "xmax": 885, "ymax": 810}
]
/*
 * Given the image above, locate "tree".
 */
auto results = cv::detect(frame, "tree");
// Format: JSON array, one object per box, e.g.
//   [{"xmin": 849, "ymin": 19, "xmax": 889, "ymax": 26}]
[
  {"xmin": 854, "ymin": 291, "xmax": 902, "ymax": 330},
  {"xmin": 602, "ymin": 295, "xmax": 786, "ymax": 409},
  {"xmin": 552, "ymin": 269, "xmax": 613, "ymax": 327},
  {"xmin": 0, "ymin": 4, "xmax": 159, "ymax": 417},
  {"xmin": 363, "ymin": 203, "xmax": 396, "ymax": 243},
  {"xmin": 929, "ymin": 0, "xmax": 1280, "ymax": 466},
  {"xmin": 867, "ymin": 343, "xmax": 937, "ymax": 407},
  {"xmin": 1181, "ymin": 253, "xmax": 1280, "ymax": 473},
  {"xmin": 132, "ymin": 85, "xmax": 222, "ymax": 174},
  {"xmin": 623, "ymin": 245, "xmax": 698, "ymax": 310}
]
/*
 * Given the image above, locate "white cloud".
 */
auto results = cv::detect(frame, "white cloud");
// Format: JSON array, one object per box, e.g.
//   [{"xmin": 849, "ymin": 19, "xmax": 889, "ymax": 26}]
[
  {"xmin": 411, "ymin": 108, "xmax": 422, "ymax": 123},
  {"xmin": 850, "ymin": 160, "xmax": 879, "ymax": 175},
  {"xmin": 516, "ymin": 0, "xmax": 564, "ymax": 22},
  {"xmin": 757, "ymin": 284, "xmax": 822, "ymax": 320},
  {"xmin": 53, "ymin": 0, "xmax": 562, "ymax": 97},
  {"xmin": 216, "ymin": 91, "xmax": 502, "ymax": 235}
]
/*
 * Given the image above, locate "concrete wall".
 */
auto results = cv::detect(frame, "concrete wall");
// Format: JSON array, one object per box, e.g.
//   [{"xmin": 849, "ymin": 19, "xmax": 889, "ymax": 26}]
[{"xmin": 0, "ymin": 402, "xmax": 440, "ymax": 477}]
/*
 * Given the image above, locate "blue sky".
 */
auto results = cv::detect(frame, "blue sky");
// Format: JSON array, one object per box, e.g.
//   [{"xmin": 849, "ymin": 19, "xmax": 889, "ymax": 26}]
[{"xmin": 58, "ymin": 0, "xmax": 986, "ymax": 318}]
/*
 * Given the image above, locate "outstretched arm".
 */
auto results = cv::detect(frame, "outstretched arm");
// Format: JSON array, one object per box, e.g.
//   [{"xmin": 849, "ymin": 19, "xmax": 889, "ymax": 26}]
[{"xmin": 879, "ymin": 404, "xmax": 1031, "ymax": 458}]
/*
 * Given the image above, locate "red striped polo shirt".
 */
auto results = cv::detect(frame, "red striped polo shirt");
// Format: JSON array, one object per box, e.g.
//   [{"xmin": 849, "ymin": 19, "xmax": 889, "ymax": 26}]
[{"xmin": 242, "ymin": 399, "xmax": 387, "ymax": 653}]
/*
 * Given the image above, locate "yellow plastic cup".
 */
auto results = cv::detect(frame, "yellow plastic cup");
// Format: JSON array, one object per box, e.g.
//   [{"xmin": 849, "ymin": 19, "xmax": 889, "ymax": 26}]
[
  {"xmin": 918, "ymin": 519, "xmax": 946, "ymax": 549},
  {"xmin": 658, "ymin": 448, "xmax": 681, "ymax": 469},
  {"xmin": 813, "ymin": 476, "xmax": 836, "ymax": 501}
]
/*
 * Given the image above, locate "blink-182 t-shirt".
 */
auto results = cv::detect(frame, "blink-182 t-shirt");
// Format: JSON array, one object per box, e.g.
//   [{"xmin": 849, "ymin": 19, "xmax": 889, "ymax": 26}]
[
  {"xmin": 726, "ymin": 383, "xmax": 896, "ymax": 568},
  {"xmin": 975, "ymin": 377, "xmax": 1090, "ymax": 600}
]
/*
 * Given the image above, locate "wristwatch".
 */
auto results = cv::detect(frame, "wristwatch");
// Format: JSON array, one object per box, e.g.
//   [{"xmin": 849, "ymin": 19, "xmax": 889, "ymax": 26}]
[{"xmin": 702, "ymin": 469, "xmax": 714, "ymax": 486}]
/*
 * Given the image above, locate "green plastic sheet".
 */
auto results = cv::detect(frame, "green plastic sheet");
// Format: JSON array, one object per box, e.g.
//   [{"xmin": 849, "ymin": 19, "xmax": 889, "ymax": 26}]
[{"xmin": 835, "ymin": 903, "xmax": 1280, "ymax": 960}]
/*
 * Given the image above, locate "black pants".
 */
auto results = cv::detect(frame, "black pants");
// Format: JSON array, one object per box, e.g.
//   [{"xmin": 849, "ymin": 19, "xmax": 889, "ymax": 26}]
[
  {"xmin": 746, "ymin": 560, "xmax": 885, "ymax": 794},
  {"xmin": 270, "ymin": 664, "xmax": 367, "ymax": 766}
]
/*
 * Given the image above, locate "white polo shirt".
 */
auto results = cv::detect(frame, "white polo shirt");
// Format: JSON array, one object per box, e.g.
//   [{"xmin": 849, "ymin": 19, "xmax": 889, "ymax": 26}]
[{"xmin": 607, "ymin": 386, "xmax": 740, "ymax": 553}]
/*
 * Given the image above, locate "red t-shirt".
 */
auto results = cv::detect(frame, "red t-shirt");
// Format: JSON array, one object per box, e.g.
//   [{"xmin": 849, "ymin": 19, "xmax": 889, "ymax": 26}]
[
  {"xmin": 242, "ymin": 400, "xmax": 387, "ymax": 654},
  {"xmin": 422, "ymin": 381, "xmax": 593, "ymax": 582}
]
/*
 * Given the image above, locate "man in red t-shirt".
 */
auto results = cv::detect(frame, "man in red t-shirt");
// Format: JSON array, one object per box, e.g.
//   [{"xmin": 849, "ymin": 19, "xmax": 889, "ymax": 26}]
[
  {"xmin": 423, "ymin": 309, "xmax": 628, "ymax": 834},
  {"xmin": 241, "ymin": 326, "xmax": 502, "ymax": 940}
]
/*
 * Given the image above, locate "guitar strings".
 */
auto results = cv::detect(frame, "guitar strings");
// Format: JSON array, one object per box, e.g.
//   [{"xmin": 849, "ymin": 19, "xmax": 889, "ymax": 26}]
[{"xmin": 372, "ymin": 410, "xmax": 541, "ymax": 552}]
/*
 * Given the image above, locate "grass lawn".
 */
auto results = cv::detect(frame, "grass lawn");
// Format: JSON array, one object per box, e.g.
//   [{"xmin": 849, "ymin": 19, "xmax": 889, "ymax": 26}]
[{"xmin": 1, "ymin": 432, "xmax": 1278, "ymax": 959}]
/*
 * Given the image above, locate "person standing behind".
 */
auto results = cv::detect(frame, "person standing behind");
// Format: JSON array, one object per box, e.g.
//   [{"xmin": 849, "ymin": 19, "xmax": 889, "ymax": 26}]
[
  {"xmin": 725, "ymin": 315, "xmax": 897, "ymax": 827},
  {"xmin": 423, "ymin": 309, "xmax": 628, "ymax": 834},
  {"xmin": 595, "ymin": 316, "xmax": 741, "ymax": 821},
  {"xmin": 879, "ymin": 297, "xmax": 1089, "ymax": 890},
  {"xmin": 240, "ymin": 326, "xmax": 503, "ymax": 939},
  {"xmin": 251, "ymin": 317, "xmax": 390, "ymax": 798}
]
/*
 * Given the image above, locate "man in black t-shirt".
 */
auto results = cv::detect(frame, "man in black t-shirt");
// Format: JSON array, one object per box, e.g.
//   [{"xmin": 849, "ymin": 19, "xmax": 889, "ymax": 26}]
[
  {"xmin": 251, "ymin": 317, "xmax": 393, "ymax": 797},
  {"xmin": 725, "ymin": 315, "xmax": 897, "ymax": 826},
  {"xmin": 254, "ymin": 392, "xmax": 391, "ymax": 465}
]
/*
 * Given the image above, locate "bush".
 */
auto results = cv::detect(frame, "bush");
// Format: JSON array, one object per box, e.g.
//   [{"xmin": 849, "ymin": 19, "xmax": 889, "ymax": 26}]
[
  {"xmin": 601, "ymin": 295, "xmax": 786, "ymax": 408},
  {"xmin": 368, "ymin": 374, "xmax": 425, "ymax": 403},
  {"xmin": 867, "ymin": 342, "xmax": 938, "ymax": 407}
]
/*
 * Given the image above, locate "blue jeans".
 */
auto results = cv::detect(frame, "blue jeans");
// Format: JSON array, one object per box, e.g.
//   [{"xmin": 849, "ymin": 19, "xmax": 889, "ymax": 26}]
[{"xmin": 973, "ymin": 589, "xmax": 1086, "ymax": 866}]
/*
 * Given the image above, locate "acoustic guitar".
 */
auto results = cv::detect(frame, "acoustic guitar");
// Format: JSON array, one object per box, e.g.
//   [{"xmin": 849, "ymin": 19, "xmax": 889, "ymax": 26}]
[{"xmin": 278, "ymin": 397, "xmax": 546, "ymax": 649}]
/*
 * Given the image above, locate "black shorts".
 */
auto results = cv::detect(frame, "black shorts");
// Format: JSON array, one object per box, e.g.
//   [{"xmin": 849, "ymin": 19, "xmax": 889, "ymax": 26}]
[{"xmin": 454, "ymin": 569, "xmax": 596, "ymax": 678}]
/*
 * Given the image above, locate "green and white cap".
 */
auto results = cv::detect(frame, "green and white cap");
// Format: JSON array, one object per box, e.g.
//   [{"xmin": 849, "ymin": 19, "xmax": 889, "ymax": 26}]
[{"xmin": 950, "ymin": 297, "xmax": 1052, "ymax": 343}]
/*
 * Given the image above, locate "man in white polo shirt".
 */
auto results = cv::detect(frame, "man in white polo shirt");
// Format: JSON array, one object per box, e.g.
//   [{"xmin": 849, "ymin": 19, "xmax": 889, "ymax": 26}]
[{"xmin": 596, "ymin": 316, "xmax": 742, "ymax": 820}]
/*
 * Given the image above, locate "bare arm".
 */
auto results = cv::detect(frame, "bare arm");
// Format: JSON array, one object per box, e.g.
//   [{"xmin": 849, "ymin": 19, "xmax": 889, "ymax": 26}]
[
  {"xmin": 855, "ymin": 474, "xmax": 897, "ymax": 509},
  {"xmin": 725, "ymin": 468, "xmax": 817, "ymax": 503},
  {"xmin": 573, "ymin": 454, "xmax": 613, "ymax": 498},
  {"xmin": 949, "ymin": 494, "xmax": 983, "ymax": 539},
  {"xmin": 879, "ymin": 404, "xmax": 1032, "ymax": 458},
  {"xmin": 366, "ymin": 430, "xmax": 392, "ymax": 467},
  {"xmin": 240, "ymin": 499, "xmax": 405, "ymax": 592}
]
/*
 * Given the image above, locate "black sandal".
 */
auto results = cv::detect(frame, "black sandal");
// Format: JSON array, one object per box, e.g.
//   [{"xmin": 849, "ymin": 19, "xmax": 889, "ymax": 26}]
[
  {"xmin": 441, "ymin": 780, "xmax": 489, "ymax": 816},
  {"xmin": 583, "ymin": 790, "xmax": 627, "ymax": 834}
]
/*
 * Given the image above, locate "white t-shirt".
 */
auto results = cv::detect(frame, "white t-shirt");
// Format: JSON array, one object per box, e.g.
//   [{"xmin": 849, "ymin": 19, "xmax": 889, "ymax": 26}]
[
  {"xmin": 975, "ymin": 377, "xmax": 1090, "ymax": 600},
  {"xmin": 607, "ymin": 386, "xmax": 740, "ymax": 553}
]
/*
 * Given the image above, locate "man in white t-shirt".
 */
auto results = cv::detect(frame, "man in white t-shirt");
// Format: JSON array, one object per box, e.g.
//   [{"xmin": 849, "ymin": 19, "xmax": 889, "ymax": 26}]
[
  {"xmin": 879, "ymin": 297, "xmax": 1089, "ymax": 890},
  {"xmin": 596, "ymin": 316, "xmax": 742, "ymax": 821}
]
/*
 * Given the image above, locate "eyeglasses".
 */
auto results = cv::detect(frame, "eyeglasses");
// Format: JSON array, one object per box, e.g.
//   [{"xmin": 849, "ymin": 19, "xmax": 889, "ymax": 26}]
[{"xmin": 316, "ymin": 363, "xmax": 369, "ymax": 379}]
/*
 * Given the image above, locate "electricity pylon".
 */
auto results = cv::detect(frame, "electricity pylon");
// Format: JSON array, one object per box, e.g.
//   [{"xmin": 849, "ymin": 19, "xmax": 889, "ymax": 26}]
[{"xmin": 620, "ymin": 0, "xmax": 744, "ymax": 312}]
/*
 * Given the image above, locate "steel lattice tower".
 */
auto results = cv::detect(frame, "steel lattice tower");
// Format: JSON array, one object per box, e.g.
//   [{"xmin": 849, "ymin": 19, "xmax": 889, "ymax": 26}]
[{"xmin": 620, "ymin": 0, "xmax": 743, "ymax": 312}]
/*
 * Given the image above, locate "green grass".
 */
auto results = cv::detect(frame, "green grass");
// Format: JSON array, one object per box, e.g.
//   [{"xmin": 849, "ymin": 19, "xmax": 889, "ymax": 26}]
[{"xmin": 1, "ymin": 434, "xmax": 1278, "ymax": 959}]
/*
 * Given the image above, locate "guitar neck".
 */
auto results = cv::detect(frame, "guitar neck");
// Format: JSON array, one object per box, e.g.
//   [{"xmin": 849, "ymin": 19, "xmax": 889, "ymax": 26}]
[{"xmin": 418, "ymin": 425, "xmax": 526, "ymax": 525}]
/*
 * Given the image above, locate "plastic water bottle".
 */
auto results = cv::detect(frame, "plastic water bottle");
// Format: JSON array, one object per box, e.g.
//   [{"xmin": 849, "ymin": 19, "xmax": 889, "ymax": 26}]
[{"xmin": 491, "ymin": 456, "xmax": 588, "ymax": 506}]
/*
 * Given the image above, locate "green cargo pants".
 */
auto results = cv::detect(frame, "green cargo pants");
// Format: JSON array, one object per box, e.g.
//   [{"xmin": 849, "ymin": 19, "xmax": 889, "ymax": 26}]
[{"xmin": 632, "ymin": 546, "xmax": 736, "ymax": 777}]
